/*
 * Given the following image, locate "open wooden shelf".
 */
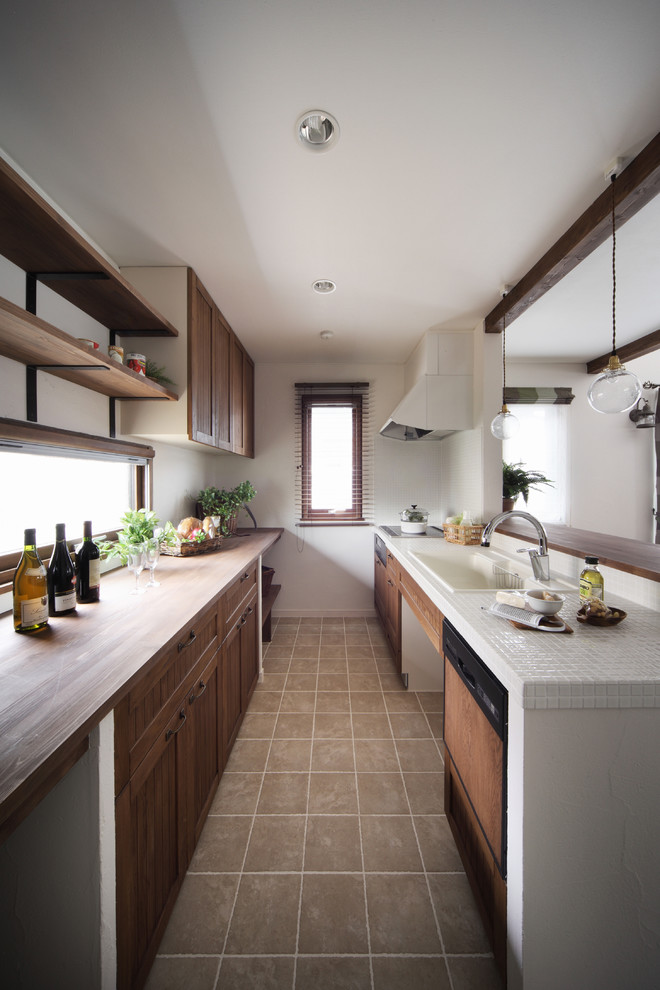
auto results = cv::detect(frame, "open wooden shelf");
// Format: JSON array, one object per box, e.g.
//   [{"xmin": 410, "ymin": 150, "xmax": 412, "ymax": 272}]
[
  {"xmin": 0, "ymin": 296, "xmax": 177, "ymax": 401},
  {"xmin": 262, "ymin": 584, "xmax": 281, "ymax": 642},
  {"xmin": 0, "ymin": 156, "xmax": 178, "ymax": 337}
]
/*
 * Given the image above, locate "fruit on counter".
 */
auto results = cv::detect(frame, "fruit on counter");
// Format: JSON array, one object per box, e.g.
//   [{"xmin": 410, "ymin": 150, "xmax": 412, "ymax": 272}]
[
  {"xmin": 177, "ymin": 517, "xmax": 203, "ymax": 538},
  {"xmin": 202, "ymin": 516, "xmax": 217, "ymax": 537},
  {"xmin": 13, "ymin": 528, "xmax": 49, "ymax": 633}
]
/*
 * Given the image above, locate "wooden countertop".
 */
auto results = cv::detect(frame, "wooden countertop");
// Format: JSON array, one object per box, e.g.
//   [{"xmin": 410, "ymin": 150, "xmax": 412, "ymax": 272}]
[{"xmin": 0, "ymin": 528, "xmax": 282, "ymax": 841}]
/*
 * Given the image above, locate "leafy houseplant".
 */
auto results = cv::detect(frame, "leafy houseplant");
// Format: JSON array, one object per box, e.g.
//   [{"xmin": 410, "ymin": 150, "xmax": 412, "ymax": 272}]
[
  {"xmin": 502, "ymin": 461, "xmax": 554, "ymax": 506},
  {"xmin": 105, "ymin": 508, "xmax": 176, "ymax": 564},
  {"xmin": 144, "ymin": 359, "xmax": 176, "ymax": 389},
  {"xmin": 197, "ymin": 481, "xmax": 257, "ymax": 535}
]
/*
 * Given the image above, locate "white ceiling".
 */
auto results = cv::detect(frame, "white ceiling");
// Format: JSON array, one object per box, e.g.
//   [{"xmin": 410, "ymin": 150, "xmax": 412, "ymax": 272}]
[{"xmin": 1, "ymin": 0, "xmax": 659, "ymax": 365}]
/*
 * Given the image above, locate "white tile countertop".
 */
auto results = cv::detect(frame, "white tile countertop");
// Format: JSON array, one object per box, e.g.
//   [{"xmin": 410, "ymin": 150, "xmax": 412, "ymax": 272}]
[{"xmin": 377, "ymin": 527, "xmax": 660, "ymax": 711}]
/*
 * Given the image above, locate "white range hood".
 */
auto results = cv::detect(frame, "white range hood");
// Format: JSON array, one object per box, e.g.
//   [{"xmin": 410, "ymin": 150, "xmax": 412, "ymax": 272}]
[{"xmin": 380, "ymin": 331, "xmax": 473, "ymax": 441}]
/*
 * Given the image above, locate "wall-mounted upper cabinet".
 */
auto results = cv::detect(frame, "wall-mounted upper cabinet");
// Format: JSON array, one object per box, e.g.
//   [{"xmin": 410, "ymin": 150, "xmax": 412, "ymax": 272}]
[{"xmin": 120, "ymin": 268, "xmax": 254, "ymax": 458}]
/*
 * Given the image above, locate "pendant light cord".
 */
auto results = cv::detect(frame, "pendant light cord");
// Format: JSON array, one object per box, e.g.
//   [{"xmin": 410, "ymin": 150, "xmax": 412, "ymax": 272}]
[
  {"xmin": 611, "ymin": 174, "xmax": 617, "ymax": 357},
  {"xmin": 502, "ymin": 295, "xmax": 507, "ymax": 401}
]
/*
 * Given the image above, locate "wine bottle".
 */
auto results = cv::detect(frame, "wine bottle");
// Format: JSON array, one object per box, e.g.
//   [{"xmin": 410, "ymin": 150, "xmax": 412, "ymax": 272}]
[
  {"xmin": 47, "ymin": 523, "xmax": 77, "ymax": 616},
  {"xmin": 13, "ymin": 528, "xmax": 49, "ymax": 633},
  {"xmin": 76, "ymin": 520, "xmax": 101, "ymax": 603}
]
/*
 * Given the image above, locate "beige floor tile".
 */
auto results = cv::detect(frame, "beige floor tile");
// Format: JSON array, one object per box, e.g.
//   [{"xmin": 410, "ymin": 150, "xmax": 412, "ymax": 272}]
[
  {"xmin": 426, "ymin": 712, "xmax": 444, "ymax": 739},
  {"xmin": 414, "ymin": 815, "xmax": 464, "ymax": 871},
  {"xmin": 366, "ymin": 873, "xmax": 442, "ymax": 953},
  {"xmin": 360, "ymin": 815, "xmax": 424, "ymax": 872},
  {"xmin": 346, "ymin": 657, "xmax": 378, "ymax": 672},
  {"xmin": 300, "ymin": 619, "xmax": 322, "ymax": 629},
  {"xmin": 417, "ymin": 691, "xmax": 444, "ymax": 712},
  {"xmin": 378, "ymin": 673, "xmax": 406, "ymax": 691},
  {"xmin": 317, "ymin": 672, "xmax": 349, "ymax": 691},
  {"xmin": 292, "ymin": 646, "xmax": 320, "ymax": 660},
  {"xmin": 446, "ymin": 955, "xmax": 504, "ymax": 990},
  {"xmin": 348, "ymin": 673, "xmax": 382, "ymax": 691},
  {"xmin": 318, "ymin": 644, "xmax": 347, "ymax": 659},
  {"xmin": 225, "ymin": 874, "xmax": 301, "ymax": 954},
  {"xmin": 308, "ymin": 772, "xmax": 358, "ymax": 814},
  {"xmin": 428, "ymin": 872, "xmax": 492, "ymax": 953},
  {"xmin": 350, "ymin": 691, "xmax": 386, "ymax": 713},
  {"xmin": 289, "ymin": 658, "xmax": 319, "ymax": 673},
  {"xmin": 262, "ymin": 658, "xmax": 291, "ymax": 674},
  {"xmin": 159, "ymin": 873, "xmax": 239, "ymax": 954},
  {"xmin": 240, "ymin": 712, "xmax": 277, "ymax": 738},
  {"xmin": 295, "ymin": 955, "xmax": 371, "ymax": 989},
  {"xmin": 263, "ymin": 645, "xmax": 294, "ymax": 660},
  {"xmin": 354, "ymin": 739, "xmax": 400, "ymax": 772},
  {"xmin": 313, "ymin": 713, "xmax": 352, "ymax": 738},
  {"xmin": 371, "ymin": 955, "xmax": 451, "ymax": 990},
  {"xmin": 352, "ymin": 713, "xmax": 392, "ymax": 739},
  {"xmin": 304, "ymin": 814, "xmax": 362, "ymax": 871},
  {"xmin": 396, "ymin": 738, "xmax": 444, "ymax": 771},
  {"xmin": 248, "ymin": 691, "xmax": 282, "ymax": 713},
  {"xmin": 210, "ymin": 772, "xmax": 262, "ymax": 815},
  {"xmin": 225, "ymin": 739, "xmax": 271, "ymax": 772},
  {"xmin": 217, "ymin": 956, "xmax": 295, "ymax": 990},
  {"xmin": 384, "ymin": 692, "xmax": 422, "ymax": 713},
  {"xmin": 244, "ymin": 815, "xmax": 306, "ymax": 871},
  {"xmin": 320, "ymin": 633, "xmax": 345, "ymax": 646},
  {"xmin": 257, "ymin": 771, "xmax": 309, "ymax": 814},
  {"xmin": 190, "ymin": 815, "xmax": 252, "ymax": 872},
  {"xmin": 317, "ymin": 657, "xmax": 348, "ymax": 672},
  {"xmin": 297, "ymin": 632, "xmax": 321, "ymax": 644},
  {"xmin": 388, "ymin": 712, "xmax": 432, "ymax": 739},
  {"xmin": 315, "ymin": 691, "xmax": 350, "ymax": 713},
  {"xmin": 285, "ymin": 672, "xmax": 318, "ymax": 691},
  {"xmin": 372, "ymin": 644, "xmax": 395, "ymax": 659},
  {"xmin": 260, "ymin": 673, "xmax": 288, "ymax": 691},
  {"xmin": 266, "ymin": 738, "xmax": 312, "ymax": 771},
  {"xmin": 311, "ymin": 738, "xmax": 355, "ymax": 771},
  {"xmin": 346, "ymin": 645, "xmax": 374, "ymax": 659},
  {"xmin": 274, "ymin": 713, "xmax": 315, "ymax": 738},
  {"xmin": 145, "ymin": 955, "xmax": 220, "ymax": 990},
  {"xmin": 403, "ymin": 772, "xmax": 445, "ymax": 814},
  {"xmin": 356, "ymin": 773, "xmax": 409, "ymax": 814},
  {"xmin": 279, "ymin": 691, "xmax": 316, "ymax": 713},
  {"xmin": 298, "ymin": 874, "xmax": 369, "ymax": 953}
]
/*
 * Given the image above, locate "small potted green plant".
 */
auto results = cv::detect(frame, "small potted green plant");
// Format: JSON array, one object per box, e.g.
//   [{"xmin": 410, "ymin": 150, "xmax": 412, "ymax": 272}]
[
  {"xmin": 502, "ymin": 461, "xmax": 553, "ymax": 510},
  {"xmin": 104, "ymin": 508, "xmax": 177, "ymax": 563},
  {"xmin": 196, "ymin": 481, "xmax": 257, "ymax": 535},
  {"xmin": 144, "ymin": 358, "xmax": 176, "ymax": 389}
]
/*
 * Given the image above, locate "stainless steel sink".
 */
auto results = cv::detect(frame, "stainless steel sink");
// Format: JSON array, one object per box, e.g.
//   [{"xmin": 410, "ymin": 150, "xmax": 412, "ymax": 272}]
[{"xmin": 409, "ymin": 547, "xmax": 577, "ymax": 594}]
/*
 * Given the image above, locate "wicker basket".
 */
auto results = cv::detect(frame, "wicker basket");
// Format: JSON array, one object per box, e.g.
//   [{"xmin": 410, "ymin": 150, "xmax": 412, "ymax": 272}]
[
  {"xmin": 160, "ymin": 536, "xmax": 224, "ymax": 557},
  {"xmin": 443, "ymin": 523, "xmax": 484, "ymax": 546}
]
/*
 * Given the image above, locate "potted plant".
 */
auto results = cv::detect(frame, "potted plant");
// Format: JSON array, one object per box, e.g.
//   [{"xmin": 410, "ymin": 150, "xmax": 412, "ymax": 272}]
[
  {"xmin": 502, "ymin": 461, "xmax": 553, "ymax": 511},
  {"xmin": 144, "ymin": 358, "xmax": 176, "ymax": 389},
  {"xmin": 104, "ymin": 508, "xmax": 177, "ymax": 563},
  {"xmin": 196, "ymin": 481, "xmax": 257, "ymax": 535}
]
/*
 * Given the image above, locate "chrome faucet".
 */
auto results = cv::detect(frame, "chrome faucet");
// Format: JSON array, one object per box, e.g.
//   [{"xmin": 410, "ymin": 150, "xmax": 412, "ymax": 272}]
[{"xmin": 481, "ymin": 510, "xmax": 551, "ymax": 582}]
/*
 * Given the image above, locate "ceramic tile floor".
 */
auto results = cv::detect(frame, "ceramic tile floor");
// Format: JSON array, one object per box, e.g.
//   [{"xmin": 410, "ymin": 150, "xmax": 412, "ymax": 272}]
[{"xmin": 145, "ymin": 616, "xmax": 503, "ymax": 990}]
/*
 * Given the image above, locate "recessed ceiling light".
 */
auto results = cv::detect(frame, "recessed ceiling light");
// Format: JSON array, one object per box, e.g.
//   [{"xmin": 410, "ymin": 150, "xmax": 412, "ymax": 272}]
[
  {"xmin": 297, "ymin": 111, "xmax": 339, "ymax": 152},
  {"xmin": 319, "ymin": 330, "xmax": 334, "ymax": 340},
  {"xmin": 312, "ymin": 279, "xmax": 336, "ymax": 293}
]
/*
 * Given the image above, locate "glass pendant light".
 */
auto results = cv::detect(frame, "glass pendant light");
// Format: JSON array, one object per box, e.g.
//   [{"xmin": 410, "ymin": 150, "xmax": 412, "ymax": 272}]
[
  {"xmin": 491, "ymin": 297, "xmax": 519, "ymax": 439},
  {"xmin": 587, "ymin": 175, "xmax": 642, "ymax": 414}
]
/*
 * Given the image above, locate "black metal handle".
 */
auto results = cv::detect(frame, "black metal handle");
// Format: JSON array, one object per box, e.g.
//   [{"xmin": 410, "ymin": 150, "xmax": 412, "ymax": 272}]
[
  {"xmin": 240, "ymin": 570, "xmax": 250, "ymax": 582},
  {"xmin": 177, "ymin": 630, "xmax": 196, "ymax": 652},
  {"xmin": 189, "ymin": 680, "xmax": 207, "ymax": 704},
  {"xmin": 457, "ymin": 657, "xmax": 476, "ymax": 690},
  {"xmin": 165, "ymin": 709, "xmax": 186, "ymax": 740}
]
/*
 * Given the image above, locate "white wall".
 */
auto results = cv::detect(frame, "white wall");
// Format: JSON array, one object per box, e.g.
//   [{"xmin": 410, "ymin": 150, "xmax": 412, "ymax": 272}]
[{"xmin": 508, "ymin": 357, "xmax": 659, "ymax": 542}]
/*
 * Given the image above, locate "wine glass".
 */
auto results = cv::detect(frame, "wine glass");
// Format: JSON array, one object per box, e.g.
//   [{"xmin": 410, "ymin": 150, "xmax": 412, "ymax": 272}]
[
  {"xmin": 126, "ymin": 543, "xmax": 146, "ymax": 595},
  {"xmin": 144, "ymin": 537, "xmax": 161, "ymax": 588}
]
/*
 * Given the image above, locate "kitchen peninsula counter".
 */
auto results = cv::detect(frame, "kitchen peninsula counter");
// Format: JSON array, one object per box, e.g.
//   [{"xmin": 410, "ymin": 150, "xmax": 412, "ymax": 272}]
[
  {"xmin": 378, "ymin": 526, "xmax": 660, "ymax": 990},
  {"xmin": 0, "ymin": 528, "xmax": 282, "ymax": 841}
]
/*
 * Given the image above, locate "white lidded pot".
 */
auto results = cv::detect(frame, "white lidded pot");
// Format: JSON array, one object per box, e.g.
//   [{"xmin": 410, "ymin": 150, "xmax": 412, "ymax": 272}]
[{"xmin": 399, "ymin": 504, "xmax": 429, "ymax": 534}]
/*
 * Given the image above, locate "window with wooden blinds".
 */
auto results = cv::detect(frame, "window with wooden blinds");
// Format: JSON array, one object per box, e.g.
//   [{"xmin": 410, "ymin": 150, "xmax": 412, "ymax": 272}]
[{"xmin": 294, "ymin": 382, "xmax": 373, "ymax": 525}]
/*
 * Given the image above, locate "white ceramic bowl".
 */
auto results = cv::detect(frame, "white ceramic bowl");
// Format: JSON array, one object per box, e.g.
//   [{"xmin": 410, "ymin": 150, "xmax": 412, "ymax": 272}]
[{"xmin": 525, "ymin": 589, "xmax": 565, "ymax": 615}]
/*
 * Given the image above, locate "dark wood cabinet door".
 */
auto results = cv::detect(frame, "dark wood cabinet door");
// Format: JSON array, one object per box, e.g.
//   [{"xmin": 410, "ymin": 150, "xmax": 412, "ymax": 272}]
[
  {"xmin": 186, "ymin": 651, "xmax": 222, "ymax": 852},
  {"xmin": 222, "ymin": 623, "xmax": 243, "ymax": 761},
  {"xmin": 116, "ymin": 704, "xmax": 188, "ymax": 990},
  {"xmin": 230, "ymin": 335, "xmax": 255, "ymax": 457},
  {"xmin": 240, "ymin": 589, "xmax": 258, "ymax": 711},
  {"xmin": 374, "ymin": 553, "xmax": 387, "ymax": 624},
  {"xmin": 215, "ymin": 309, "xmax": 232, "ymax": 451},
  {"xmin": 188, "ymin": 271, "xmax": 216, "ymax": 446}
]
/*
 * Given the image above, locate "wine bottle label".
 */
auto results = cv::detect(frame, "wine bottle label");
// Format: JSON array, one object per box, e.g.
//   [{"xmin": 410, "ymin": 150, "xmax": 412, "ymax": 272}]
[
  {"xmin": 88, "ymin": 558, "xmax": 101, "ymax": 587},
  {"xmin": 21, "ymin": 597, "xmax": 48, "ymax": 625},
  {"xmin": 54, "ymin": 590, "xmax": 77, "ymax": 612}
]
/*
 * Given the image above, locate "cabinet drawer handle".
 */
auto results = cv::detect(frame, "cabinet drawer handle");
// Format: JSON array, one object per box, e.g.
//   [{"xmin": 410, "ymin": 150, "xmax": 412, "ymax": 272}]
[
  {"xmin": 457, "ymin": 658, "xmax": 476, "ymax": 690},
  {"xmin": 246, "ymin": 605, "xmax": 254, "ymax": 616},
  {"xmin": 387, "ymin": 579, "xmax": 395, "ymax": 587},
  {"xmin": 178, "ymin": 630, "xmax": 197, "ymax": 652},
  {"xmin": 189, "ymin": 679, "xmax": 207, "ymax": 704},
  {"xmin": 240, "ymin": 571, "xmax": 250, "ymax": 582},
  {"xmin": 165, "ymin": 709, "xmax": 186, "ymax": 740}
]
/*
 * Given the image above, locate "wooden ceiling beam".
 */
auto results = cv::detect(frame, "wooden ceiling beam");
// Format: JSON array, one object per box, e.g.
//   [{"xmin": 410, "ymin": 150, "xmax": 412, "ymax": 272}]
[
  {"xmin": 587, "ymin": 325, "xmax": 660, "ymax": 374},
  {"xmin": 485, "ymin": 129, "xmax": 660, "ymax": 334}
]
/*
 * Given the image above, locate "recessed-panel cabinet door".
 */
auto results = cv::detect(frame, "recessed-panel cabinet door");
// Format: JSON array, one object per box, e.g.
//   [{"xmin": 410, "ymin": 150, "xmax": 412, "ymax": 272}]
[
  {"xmin": 189, "ymin": 272, "xmax": 216, "ymax": 446},
  {"xmin": 187, "ymin": 651, "xmax": 222, "ymax": 852},
  {"xmin": 222, "ymin": 622, "xmax": 243, "ymax": 761},
  {"xmin": 240, "ymin": 589, "xmax": 259, "ymax": 711}
]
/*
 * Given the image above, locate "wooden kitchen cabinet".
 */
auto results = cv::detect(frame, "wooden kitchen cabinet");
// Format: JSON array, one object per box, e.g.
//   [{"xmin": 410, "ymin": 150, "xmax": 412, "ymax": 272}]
[
  {"xmin": 220, "ymin": 563, "xmax": 259, "ymax": 758},
  {"xmin": 120, "ymin": 267, "xmax": 254, "ymax": 456},
  {"xmin": 374, "ymin": 548, "xmax": 401, "ymax": 669},
  {"xmin": 114, "ymin": 602, "xmax": 222, "ymax": 990}
]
